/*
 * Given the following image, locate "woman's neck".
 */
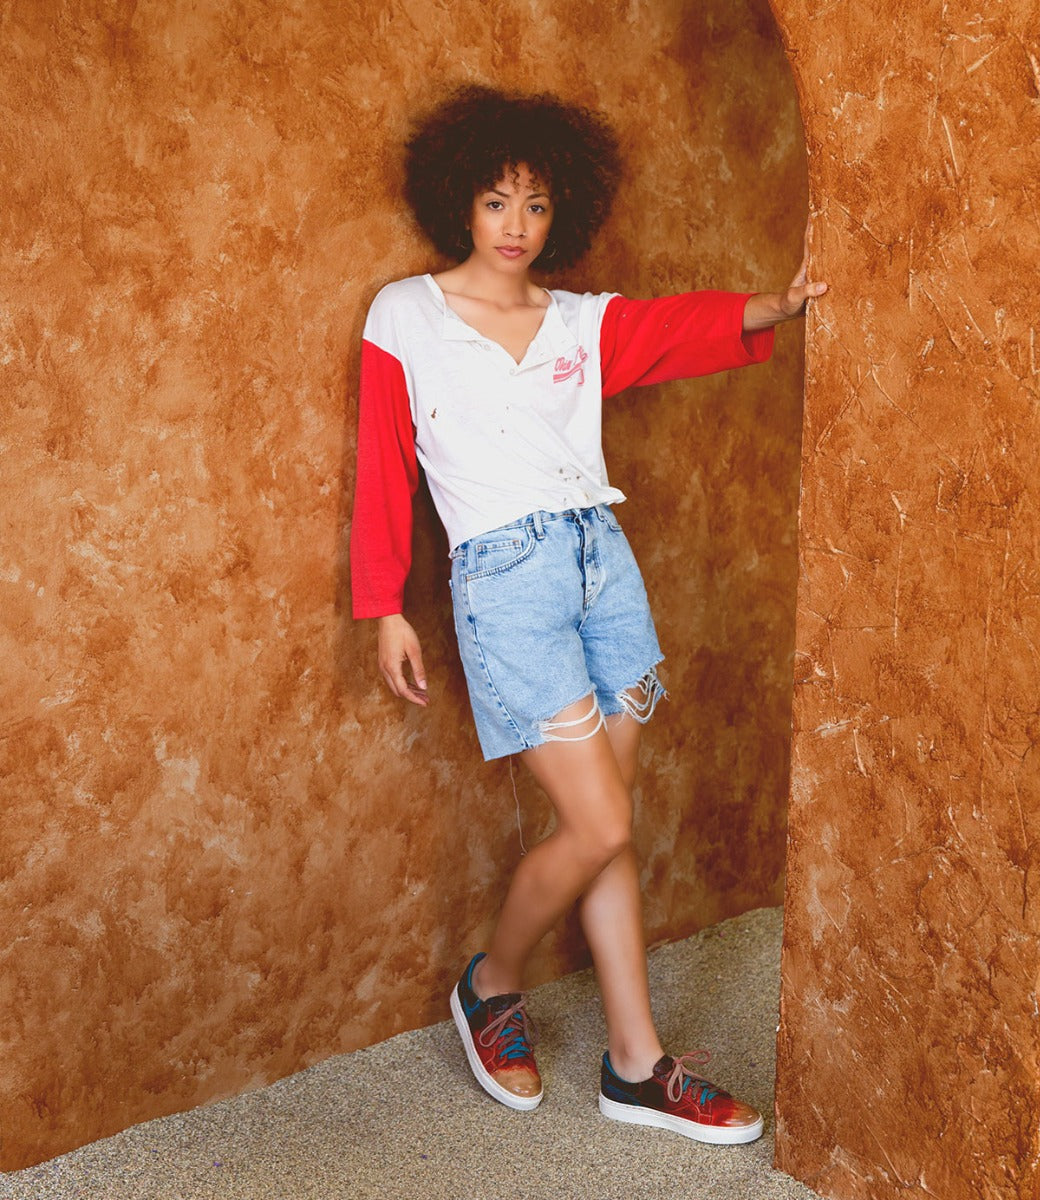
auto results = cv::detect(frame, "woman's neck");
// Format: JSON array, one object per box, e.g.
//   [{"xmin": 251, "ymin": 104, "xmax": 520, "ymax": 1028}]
[{"xmin": 434, "ymin": 257, "xmax": 542, "ymax": 309}]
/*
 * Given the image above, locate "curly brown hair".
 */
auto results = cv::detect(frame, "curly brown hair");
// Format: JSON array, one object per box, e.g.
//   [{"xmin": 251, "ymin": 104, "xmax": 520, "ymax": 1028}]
[{"xmin": 403, "ymin": 85, "xmax": 621, "ymax": 272}]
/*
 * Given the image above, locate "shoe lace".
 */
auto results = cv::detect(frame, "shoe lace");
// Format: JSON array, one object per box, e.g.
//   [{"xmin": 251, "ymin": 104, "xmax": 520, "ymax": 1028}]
[
  {"xmin": 666, "ymin": 1051, "xmax": 721, "ymax": 1105},
  {"xmin": 479, "ymin": 997, "xmax": 537, "ymax": 1062}
]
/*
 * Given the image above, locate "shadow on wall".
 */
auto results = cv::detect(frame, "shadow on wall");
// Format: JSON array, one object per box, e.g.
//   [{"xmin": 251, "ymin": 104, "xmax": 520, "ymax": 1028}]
[{"xmin": 0, "ymin": 0, "xmax": 804, "ymax": 1170}]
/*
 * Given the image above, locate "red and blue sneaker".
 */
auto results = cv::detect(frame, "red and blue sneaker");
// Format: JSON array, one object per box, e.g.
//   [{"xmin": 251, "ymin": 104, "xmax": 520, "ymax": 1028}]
[
  {"xmin": 449, "ymin": 953, "xmax": 542, "ymax": 1111},
  {"xmin": 599, "ymin": 1050, "xmax": 763, "ymax": 1144}
]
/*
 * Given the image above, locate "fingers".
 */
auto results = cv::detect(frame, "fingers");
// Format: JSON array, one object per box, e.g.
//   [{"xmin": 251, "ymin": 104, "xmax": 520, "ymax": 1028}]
[
  {"xmin": 794, "ymin": 281, "xmax": 828, "ymax": 304},
  {"xmin": 790, "ymin": 253, "xmax": 809, "ymax": 290},
  {"xmin": 783, "ymin": 279, "xmax": 828, "ymax": 318},
  {"xmin": 403, "ymin": 640, "xmax": 428, "ymax": 705},
  {"xmin": 380, "ymin": 655, "xmax": 429, "ymax": 705},
  {"xmin": 788, "ymin": 215, "xmax": 829, "ymax": 295},
  {"xmin": 788, "ymin": 221, "xmax": 811, "ymax": 289},
  {"xmin": 378, "ymin": 619, "xmax": 429, "ymax": 706}
]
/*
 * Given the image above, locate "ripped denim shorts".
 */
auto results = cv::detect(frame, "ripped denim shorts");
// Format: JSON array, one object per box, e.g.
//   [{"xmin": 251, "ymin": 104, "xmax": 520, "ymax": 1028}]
[{"xmin": 449, "ymin": 505, "xmax": 666, "ymax": 762}]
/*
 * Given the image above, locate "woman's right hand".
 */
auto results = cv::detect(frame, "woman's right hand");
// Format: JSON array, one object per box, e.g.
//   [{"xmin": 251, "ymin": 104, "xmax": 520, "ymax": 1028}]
[{"xmin": 377, "ymin": 614, "xmax": 429, "ymax": 706}]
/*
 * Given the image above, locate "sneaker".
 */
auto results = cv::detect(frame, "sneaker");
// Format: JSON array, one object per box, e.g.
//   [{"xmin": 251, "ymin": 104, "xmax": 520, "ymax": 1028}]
[
  {"xmin": 599, "ymin": 1050, "xmax": 763, "ymax": 1145},
  {"xmin": 449, "ymin": 953, "xmax": 543, "ymax": 1112}
]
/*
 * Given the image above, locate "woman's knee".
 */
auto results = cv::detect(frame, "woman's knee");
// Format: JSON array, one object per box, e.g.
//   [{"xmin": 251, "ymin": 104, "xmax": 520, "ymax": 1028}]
[{"xmin": 566, "ymin": 811, "xmax": 632, "ymax": 873}]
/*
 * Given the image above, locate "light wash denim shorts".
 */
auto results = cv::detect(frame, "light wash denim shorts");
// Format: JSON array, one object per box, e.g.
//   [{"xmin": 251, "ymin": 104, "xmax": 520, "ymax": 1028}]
[{"xmin": 449, "ymin": 505, "xmax": 666, "ymax": 761}]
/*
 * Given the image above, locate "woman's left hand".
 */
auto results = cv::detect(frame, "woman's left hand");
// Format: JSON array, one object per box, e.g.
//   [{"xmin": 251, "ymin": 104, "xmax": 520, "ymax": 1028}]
[
  {"xmin": 743, "ymin": 221, "xmax": 828, "ymax": 330},
  {"xmin": 781, "ymin": 223, "xmax": 828, "ymax": 316}
]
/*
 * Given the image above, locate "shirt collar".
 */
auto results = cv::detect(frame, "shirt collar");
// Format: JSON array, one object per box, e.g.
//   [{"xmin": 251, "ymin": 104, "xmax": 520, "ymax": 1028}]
[{"xmin": 425, "ymin": 275, "xmax": 579, "ymax": 369}]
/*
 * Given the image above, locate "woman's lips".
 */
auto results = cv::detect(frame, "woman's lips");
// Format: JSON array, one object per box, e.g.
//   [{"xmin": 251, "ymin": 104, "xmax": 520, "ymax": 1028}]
[{"xmin": 496, "ymin": 246, "xmax": 526, "ymax": 258}]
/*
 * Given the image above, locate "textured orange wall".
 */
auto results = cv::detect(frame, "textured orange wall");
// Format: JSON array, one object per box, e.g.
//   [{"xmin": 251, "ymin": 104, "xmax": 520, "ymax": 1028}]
[
  {"xmin": 0, "ymin": 0, "xmax": 804, "ymax": 1169},
  {"xmin": 772, "ymin": 2, "xmax": 1040, "ymax": 1198}
]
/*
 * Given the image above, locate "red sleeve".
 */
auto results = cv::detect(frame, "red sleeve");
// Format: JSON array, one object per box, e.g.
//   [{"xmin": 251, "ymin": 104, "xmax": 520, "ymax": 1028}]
[
  {"xmin": 350, "ymin": 339, "xmax": 419, "ymax": 619},
  {"xmin": 599, "ymin": 290, "xmax": 774, "ymax": 399}
]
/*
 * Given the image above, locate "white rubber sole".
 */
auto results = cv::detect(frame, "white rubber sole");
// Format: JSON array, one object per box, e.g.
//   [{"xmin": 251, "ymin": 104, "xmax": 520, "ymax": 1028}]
[
  {"xmin": 449, "ymin": 984, "xmax": 543, "ymax": 1112},
  {"xmin": 599, "ymin": 1092, "xmax": 764, "ymax": 1145}
]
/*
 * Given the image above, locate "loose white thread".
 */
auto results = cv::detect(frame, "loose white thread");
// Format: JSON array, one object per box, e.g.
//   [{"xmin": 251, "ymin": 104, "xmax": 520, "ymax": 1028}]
[
  {"xmin": 536, "ymin": 693, "xmax": 606, "ymax": 742},
  {"xmin": 508, "ymin": 755, "xmax": 528, "ymax": 855}
]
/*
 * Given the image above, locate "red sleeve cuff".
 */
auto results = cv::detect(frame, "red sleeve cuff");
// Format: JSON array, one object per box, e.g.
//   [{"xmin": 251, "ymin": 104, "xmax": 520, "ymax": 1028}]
[
  {"xmin": 352, "ymin": 597, "xmax": 404, "ymax": 621},
  {"xmin": 739, "ymin": 324, "xmax": 775, "ymax": 364}
]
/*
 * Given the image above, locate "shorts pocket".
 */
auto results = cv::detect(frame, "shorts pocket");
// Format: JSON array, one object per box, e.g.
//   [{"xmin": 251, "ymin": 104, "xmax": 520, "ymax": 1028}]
[{"xmin": 465, "ymin": 528, "xmax": 535, "ymax": 580}]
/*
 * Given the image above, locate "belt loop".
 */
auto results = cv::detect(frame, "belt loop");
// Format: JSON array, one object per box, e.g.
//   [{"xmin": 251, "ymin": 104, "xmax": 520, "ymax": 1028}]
[{"xmin": 532, "ymin": 510, "xmax": 545, "ymax": 540}]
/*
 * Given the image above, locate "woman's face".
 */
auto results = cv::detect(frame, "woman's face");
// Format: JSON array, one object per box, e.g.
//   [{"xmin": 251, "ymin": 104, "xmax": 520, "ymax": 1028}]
[{"xmin": 467, "ymin": 164, "xmax": 554, "ymax": 271}]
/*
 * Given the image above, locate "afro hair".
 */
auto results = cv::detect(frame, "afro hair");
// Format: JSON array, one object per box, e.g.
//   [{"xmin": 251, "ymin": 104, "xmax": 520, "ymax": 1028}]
[{"xmin": 403, "ymin": 85, "xmax": 621, "ymax": 272}]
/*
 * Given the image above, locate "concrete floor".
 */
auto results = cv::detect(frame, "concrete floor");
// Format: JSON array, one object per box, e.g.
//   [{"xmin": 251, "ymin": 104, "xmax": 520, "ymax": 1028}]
[{"xmin": 2, "ymin": 906, "xmax": 819, "ymax": 1200}]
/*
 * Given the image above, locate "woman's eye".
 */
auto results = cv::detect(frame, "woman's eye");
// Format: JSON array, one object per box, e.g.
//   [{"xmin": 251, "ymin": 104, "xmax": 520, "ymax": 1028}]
[{"xmin": 486, "ymin": 200, "xmax": 503, "ymax": 210}]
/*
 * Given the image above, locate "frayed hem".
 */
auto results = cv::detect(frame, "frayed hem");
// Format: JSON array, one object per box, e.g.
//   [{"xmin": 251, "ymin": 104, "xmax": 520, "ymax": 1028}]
[
  {"xmin": 534, "ymin": 692, "xmax": 606, "ymax": 743},
  {"xmin": 612, "ymin": 666, "xmax": 668, "ymax": 724}
]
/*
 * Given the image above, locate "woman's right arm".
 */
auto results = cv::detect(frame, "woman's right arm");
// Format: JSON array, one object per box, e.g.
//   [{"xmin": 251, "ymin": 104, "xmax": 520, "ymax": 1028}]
[{"xmin": 350, "ymin": 300, "xmax": 427, "ymax": 705}]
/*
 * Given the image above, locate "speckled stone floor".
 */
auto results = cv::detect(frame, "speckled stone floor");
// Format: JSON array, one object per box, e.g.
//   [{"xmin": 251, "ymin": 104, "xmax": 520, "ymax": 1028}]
[{"xmin": 2, "ymin": 906, "xmax": 819, "ymax": 1200}]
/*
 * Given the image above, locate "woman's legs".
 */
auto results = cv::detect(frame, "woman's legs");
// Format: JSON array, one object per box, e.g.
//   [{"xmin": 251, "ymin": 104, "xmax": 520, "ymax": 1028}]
[
  {"xmin": 473, "ymin": 693, "xmax": 632, "ymax": 997},
  {"xmin": 461, "ymin": 694, "xmax": 764, "ymax": 1140},
  {"xmin": 473, "ymin": 693, "xmax": 663, "ymax": 1082},
  {"xmin": 576, "ymin": 714, "xmax": 664, "ymax": 1081}
]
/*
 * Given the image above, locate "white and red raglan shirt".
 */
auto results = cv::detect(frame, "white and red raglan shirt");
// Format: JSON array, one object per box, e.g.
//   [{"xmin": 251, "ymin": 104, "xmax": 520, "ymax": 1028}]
[{"xmin": 351, "ymin": 273, "xmax": 774, "ymax": 618}]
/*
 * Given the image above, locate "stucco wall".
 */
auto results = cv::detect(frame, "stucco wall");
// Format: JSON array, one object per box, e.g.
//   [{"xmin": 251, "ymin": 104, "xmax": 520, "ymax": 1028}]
[
  {"xmin": 772, "ymin": 2, "xmax": 1040, "ymax": 1198},
  {"xmin": 0, "ymin": 0, "xmax": 804, "ymax": 1168}
]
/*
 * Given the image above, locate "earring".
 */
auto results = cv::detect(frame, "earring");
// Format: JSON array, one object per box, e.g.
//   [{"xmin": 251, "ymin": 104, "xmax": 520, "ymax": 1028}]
[{"xmin": 542, "ymin": 244, "xmax": 558, "ymax": 262}]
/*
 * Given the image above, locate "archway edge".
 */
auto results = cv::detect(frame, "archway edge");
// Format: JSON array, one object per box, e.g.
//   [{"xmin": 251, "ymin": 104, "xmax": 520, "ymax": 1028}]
[{"xmin": 767, "ymin": 2, "xmax": 1040, "ymax": 1198}]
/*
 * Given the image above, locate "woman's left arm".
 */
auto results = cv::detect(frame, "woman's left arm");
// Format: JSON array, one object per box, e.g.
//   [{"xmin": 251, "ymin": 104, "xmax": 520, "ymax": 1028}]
[{"xmin": 743, "ymin": 231, "xmax": 828, "ymax": 331}]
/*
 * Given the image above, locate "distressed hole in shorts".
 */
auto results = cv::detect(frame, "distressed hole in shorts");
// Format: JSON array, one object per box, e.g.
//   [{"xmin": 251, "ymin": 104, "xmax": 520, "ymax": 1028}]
[
  {"xmin": 613, "ymin": 666, "xmax": 668, "ymax": 724},
  {"xmin": 536, "ymin": 693, "xmax": 606, "ymax": 743}
]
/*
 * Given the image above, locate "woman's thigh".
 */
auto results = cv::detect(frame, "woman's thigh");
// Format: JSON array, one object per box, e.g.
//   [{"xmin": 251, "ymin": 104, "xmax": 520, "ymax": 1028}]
[{"xmin": 521, "ymin": 697, "xmax": 633, "ymax": 852}]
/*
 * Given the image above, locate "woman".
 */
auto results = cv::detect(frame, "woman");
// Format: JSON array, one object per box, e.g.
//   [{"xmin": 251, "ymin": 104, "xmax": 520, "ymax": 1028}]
[{"xmin": 351, "ymin": 85, "xmax": 826, "ymax": 1144}]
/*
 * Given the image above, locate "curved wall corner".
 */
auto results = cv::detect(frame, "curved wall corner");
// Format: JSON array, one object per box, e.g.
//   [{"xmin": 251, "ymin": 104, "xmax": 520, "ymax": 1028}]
[
  {"xmin": 772, "ymin": 2, "xmax": 1040, "ymax": 1198},
  {"xmin": 0, "ymin": 0, "xmax": 803, "ymax": 1170}
]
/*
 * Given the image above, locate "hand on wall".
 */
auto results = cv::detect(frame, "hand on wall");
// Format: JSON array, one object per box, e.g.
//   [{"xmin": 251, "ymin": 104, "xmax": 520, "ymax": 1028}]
[{"xmin": 743, "ymin": 220, "xmax": 828, "ymax": 329}]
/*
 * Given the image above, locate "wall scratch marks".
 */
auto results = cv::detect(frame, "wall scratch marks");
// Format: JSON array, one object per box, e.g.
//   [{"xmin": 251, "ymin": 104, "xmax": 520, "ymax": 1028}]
[{"xmin": 778, "ymin": 1, "xmax": 1040, "ymax": 1197}]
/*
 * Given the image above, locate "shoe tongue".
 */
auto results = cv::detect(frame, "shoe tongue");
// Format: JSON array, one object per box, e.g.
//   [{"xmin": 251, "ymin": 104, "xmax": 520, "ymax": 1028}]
[
  {"xmin": 487, "ymin": 992, "xmax": 523, "ymax": 1013},
  {"xmin": 651, "ymin": 1055, "xmax": 675, "ymax": 1078}
]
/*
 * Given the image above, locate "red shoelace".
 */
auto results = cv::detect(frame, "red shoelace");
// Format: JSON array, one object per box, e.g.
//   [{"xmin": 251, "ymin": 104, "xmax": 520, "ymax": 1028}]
[
  {"xmin": 665, "ymin": 1050, "xmax": 719, "ymax": 1104},
  {"xmin": 478, "ymin": 997, "xmax": 538, "ymax": 1061}
]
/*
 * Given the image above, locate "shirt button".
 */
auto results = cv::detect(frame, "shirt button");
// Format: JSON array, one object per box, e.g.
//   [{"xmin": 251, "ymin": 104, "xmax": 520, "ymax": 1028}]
[{"xmin": 509, "ymin": 367, "xmax": 517, "ymax": 375}]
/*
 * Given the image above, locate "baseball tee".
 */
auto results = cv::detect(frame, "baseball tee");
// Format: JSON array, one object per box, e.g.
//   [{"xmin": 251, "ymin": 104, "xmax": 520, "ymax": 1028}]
[{"xmin": 351, "ymin": 273, "xmax": 773, "ymax": 618}]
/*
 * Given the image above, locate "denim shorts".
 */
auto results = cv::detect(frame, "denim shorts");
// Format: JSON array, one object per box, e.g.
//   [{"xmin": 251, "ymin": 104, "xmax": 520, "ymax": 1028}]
[{"xmin": 449, "ymin": 505, "xmax": 665, "ymax": 761}]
